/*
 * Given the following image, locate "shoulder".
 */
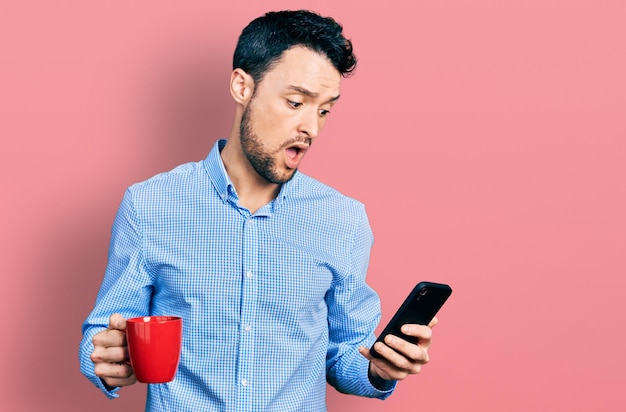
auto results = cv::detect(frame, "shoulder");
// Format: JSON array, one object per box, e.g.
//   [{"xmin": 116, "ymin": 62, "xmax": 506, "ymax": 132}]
[
  {"xmin": 289, "ymin": 172, "xmax": 367, "ymax": 214},
  {"xmin": 280, "ymin": 172, "xmax": 371, "ymax": 238},
  {"xmin": 126, "ymin": 160, "xmax": 208, "ymax": 198},
  {"xmin": 119, "ymin": 160, "xmax": 215, "ymax": 218}
]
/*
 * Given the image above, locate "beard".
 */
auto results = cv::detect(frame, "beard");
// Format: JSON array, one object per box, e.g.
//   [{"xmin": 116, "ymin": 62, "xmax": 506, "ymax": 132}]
[{"xmin": 239, "ymin": 104, "xmax": 298, "ymax": 185}]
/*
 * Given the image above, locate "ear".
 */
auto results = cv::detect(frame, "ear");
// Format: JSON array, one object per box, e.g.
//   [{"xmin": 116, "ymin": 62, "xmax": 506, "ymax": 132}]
[{"xmin": 230, "ymin": 68, "xmax": 255, "ymax": 105}]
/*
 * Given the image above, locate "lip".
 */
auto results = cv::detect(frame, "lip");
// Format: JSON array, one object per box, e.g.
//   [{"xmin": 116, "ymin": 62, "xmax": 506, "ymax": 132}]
[{"xmin": 284, "ymin": 142, "xmax": 309, "ymax": 169}]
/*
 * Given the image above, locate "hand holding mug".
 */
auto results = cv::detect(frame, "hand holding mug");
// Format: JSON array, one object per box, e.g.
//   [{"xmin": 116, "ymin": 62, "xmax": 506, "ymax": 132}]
[{"xmin": 91, "ymin": 313, "xmax": 136, "ymax": 388}]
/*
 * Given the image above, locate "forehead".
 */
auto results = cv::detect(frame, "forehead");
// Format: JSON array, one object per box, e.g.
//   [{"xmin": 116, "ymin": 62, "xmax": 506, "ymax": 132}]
[{"xmin": 259, "ymin": 46, "xmax": 342, "ymax": 96}]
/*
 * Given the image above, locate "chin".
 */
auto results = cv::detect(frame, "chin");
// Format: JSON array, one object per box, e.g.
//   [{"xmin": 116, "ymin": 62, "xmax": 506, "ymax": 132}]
[{"xmin": 267, "ymin": 169, "xmax": 297, "ymax": 185}]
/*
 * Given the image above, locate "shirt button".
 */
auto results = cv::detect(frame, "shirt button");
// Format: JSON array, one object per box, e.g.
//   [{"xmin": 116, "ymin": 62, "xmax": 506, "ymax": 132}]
[
  {"xmin": 246, "ymin": 271, "xmax": 253, "ymax": 278},
  {"xmin": 241, "ymin": 378, "xmax": 248, "ymax": 386},
  {"xmin": 243, "ymin": 324, "xmax": 252, "ymax": 332}
]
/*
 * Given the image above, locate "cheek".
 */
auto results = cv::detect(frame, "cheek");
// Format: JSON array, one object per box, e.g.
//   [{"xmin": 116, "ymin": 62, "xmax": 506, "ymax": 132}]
[
  {"xmin": 248, "ymin": 99, "xmax": 300, "ymax": 140},
  {"xmin": 258, "ymin": 117, "xmax": 287, "ymax": 138},
  {"xmin": 260, "ymin": 112, "xmax": 297, "ymax": 137},
  {"xmin": 247, "ymin": 105, "xmax": 279, "ymax": 133}
]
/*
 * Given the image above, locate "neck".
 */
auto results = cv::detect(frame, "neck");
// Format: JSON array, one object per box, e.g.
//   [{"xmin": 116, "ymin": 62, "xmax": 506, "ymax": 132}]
[{"xmin": 220, "ymin": 137, "xmax": 281, "ymax": 214}]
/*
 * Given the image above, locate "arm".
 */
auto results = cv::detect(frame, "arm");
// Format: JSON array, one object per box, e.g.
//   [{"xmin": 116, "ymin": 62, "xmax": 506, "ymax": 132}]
[
  {"xmin": 79, "ymin": 189, "xmax": 153, "ymax": 398},
  {"xmin": 325, "ymin": 205, "xmax": 397, "ymax": 399}
]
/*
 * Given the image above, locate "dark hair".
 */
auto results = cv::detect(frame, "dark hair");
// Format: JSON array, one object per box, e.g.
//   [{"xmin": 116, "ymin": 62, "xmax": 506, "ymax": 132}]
[{"xmin": 233, "ymin": 10, "xmax": 357, "ymax": 84}]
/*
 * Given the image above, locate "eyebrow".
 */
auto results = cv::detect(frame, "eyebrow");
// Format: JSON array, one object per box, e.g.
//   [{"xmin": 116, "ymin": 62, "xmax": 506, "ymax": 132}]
[{"xmin": 287, "ymin": 85, "xmax": 340, "ymax": 103}]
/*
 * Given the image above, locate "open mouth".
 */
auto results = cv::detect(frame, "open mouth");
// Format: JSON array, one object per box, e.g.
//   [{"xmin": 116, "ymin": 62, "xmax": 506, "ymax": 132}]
[{"xmin": 284, "ymin": 142, "xmax": 310, "ymax": 169}]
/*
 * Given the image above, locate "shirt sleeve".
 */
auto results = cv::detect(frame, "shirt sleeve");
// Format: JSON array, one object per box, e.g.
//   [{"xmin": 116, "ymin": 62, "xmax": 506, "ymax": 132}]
[
  {"xmin": 325, "ymin": 204, "xmax": 397, "ymax": 399},
  {"xmin": 78, "ymin": 188, "xmax": 154, "ymax": 398}
]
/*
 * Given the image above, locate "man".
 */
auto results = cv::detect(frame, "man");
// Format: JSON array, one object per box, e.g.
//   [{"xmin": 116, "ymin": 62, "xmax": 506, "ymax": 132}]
[{"xmin": 80, "ymin": 10, "xmax": 436, "ymax": 411}]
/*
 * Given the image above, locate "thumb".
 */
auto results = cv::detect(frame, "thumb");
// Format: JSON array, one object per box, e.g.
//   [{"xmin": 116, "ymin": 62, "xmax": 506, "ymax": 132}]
[
  {"xmin": 358, "ymin": 346, "xmax": 374, "ymax": 361},
  {"xmin": 108, "ymin": 313, "xmax": 127, "ymax": 331}
]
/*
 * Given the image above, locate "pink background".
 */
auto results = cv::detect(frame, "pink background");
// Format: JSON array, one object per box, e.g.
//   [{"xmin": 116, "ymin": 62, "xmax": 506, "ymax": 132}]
[{"xmin": 1, "ymin": 1, "xmax": 625, "ymax": 410}]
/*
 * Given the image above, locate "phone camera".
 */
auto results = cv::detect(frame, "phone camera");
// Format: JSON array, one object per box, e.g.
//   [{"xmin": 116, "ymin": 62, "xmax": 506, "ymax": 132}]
[{"xmin": 419, "ymin": 288, "xmax": 428, "ymax": 296}]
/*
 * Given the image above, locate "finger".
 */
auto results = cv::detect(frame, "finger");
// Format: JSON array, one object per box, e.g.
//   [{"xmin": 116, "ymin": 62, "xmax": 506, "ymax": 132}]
[
  {"xmin": 94, "ymin": 359, "xmax": 135, "ymax": 380},
  {"xmin": 359, "ymin": 343, "xmax": 402, "ymax": 367},
  {"xmin": 429, "ymin": 316, "xmax": 439, "ymax": 328},
  {"xmin": 92, "ymin": 328, "xmax": 127, "ymax": 349},
  {"xmin": 92, "ymin": 313, "xmax": 128, "ymax": 349},
  {"xmin": 364, "ymin": 343, "xmax": 420, "ymax": 380},
  {"xmin": 400, "ymin": 324, "xmax": 433, "ymax": 347},
  {"xmin": 108, "ymin": 313, "xmax": 127, "ymax": 331},
  {"xmin": 103, "ymin": 375, "xmax": 137, "ymax": 389},
  {"xmin": 95, "ymin": 361, "xmax": 137, "ymax": 389},
  {"xmin": 383, "ymin": 334, "xmax": 430, "ymax": 365},
  {"xmin": 372, "ymin": 340, "xmax": 408, "ymax": 365},
  {"xmin": 358, "ymin": 346, "xmax": 373, "ymax": 361},
  {"xmin": 91, "ymin": 343, "xmax": 129, "ymax": 364}
]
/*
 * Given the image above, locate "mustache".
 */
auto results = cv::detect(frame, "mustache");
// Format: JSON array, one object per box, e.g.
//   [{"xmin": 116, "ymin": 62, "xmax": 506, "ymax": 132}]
[{"xmin": 281, "ymin": 136, "xmax": 312, "ymax": 148}]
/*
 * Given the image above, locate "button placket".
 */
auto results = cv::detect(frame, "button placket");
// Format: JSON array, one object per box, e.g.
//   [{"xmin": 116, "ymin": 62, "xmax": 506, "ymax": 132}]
[{"xmin": 236, "ymin": 216, "xmax": 259, "ymax": 409}]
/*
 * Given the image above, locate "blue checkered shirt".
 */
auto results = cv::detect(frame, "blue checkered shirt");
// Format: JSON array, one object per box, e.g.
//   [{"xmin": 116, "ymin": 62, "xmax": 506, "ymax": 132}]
[{"xmin": 80, "ymin": 139, "xmax": 395, "ymax": 411}]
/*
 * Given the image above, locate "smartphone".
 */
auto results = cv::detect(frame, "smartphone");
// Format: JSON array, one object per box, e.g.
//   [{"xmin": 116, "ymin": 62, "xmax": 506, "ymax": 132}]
[{"xmin": 370, "ymin": 281, "xmax": 452, "ymax": 358}]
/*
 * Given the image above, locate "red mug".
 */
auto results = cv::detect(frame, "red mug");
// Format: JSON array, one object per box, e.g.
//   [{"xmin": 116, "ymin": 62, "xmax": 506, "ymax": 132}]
[{"xmin": 126, "ymin": 316, "xmax": 182, "ymax": 383}]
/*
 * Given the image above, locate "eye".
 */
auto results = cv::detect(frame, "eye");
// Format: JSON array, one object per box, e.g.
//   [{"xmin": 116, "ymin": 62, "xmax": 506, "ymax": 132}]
[
  {"xmin": 319, "ymin": 109, "xmax": 330, "ymax": 117},
  {"xmin": 287, "ymin": 100, "xmax": 303, "ymax": 109}
]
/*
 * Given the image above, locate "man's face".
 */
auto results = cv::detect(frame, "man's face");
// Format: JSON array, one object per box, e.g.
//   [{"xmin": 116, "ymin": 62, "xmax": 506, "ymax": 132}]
[{"xmin": 240, "ymin": 46, "xmax": 342, "ymax": 184}]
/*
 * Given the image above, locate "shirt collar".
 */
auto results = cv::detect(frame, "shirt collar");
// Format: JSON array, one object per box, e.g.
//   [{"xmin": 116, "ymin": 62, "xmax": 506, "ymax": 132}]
[
  {"xmin": 203, "ymin": 139, "xmax": 299, "ymax": 213},
  {"xmin": 203, "ymin": 139, "xmax": 232, "ymax": 203}
]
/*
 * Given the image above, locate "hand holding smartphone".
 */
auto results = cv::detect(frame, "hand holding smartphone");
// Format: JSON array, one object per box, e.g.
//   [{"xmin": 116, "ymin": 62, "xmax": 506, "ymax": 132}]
[{"xmin": 370, "ymin": 281, "xmax": 452, "ymax": 359}]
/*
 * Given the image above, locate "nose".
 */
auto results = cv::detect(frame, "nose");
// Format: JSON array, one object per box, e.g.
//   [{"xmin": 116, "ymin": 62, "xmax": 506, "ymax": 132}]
[{"xmin": 298, "ymin": 108, "xmax": 321, "ymax": 139}]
